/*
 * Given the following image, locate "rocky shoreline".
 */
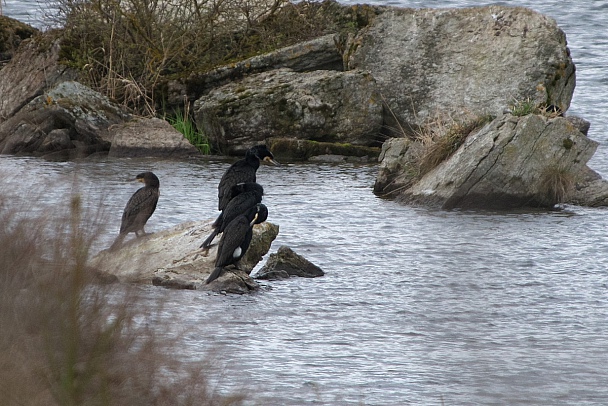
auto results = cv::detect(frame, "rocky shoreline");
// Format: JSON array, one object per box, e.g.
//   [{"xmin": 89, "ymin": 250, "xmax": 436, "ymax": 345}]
[{"xmin": 3, "ymin": 3, "xmax": 608, "ymax": 291}]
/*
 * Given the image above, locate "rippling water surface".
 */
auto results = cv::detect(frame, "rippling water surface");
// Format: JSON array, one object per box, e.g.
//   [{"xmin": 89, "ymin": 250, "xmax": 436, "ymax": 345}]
[{"xmin": 2, "ymin": 1, "xmax": 608, "ymax": 405}]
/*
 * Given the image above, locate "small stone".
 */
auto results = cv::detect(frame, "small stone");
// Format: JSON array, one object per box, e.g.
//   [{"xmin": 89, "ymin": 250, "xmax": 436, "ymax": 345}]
[{"xmin": 255, "ymin": 246, "xmax": 324, "ymax": 280}]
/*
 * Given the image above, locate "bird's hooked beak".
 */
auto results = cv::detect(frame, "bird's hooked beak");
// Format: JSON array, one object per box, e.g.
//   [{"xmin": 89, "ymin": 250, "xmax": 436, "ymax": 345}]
[
  {"xmin": 136, "ymin": 177, "xmax": 145, "ymax": 183},
  {"xmin": 249, "ymin": 212, "xmax": 259, "ymax": 226},
  {"xmin": 263, "ymin": 156, "xmax": 281, "ymax": 166}
]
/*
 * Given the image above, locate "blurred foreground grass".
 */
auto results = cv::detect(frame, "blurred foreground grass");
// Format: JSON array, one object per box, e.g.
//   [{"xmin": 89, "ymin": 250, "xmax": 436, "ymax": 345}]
[{"xmin": 0, "ymin": 192, "xmax": 245, "ymax": 405}]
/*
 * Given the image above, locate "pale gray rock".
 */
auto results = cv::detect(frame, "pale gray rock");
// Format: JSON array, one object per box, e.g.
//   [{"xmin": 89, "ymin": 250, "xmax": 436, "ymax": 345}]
[
  {"xmin": 89, "ymin": 220, "xmax": 279, "ymax": 294},
  {"xmin": 565, "ymin": 116, "xmax": 590, "ymax": 136},
  {"xmin": 255, "ymin": 246, "xmax": 324, "ymax": 280},
  {"xmin": 194, "ymin": 68, "xmax": 383, "ymax": 154},
  {"xmin": 0, "ymin": 36, "xmax": 77, "ymax": 121},
  {"xmin": 0, "ymin": 80, "xmax": 130, "ymax": 156},
  {"xmin": 373, "ymin": 137, "xmax": 424, "ymax": 198},
  {"xmin": 396, "ymin": 113, "xmax": 598, "ymax": 209},
  {"xmin": 347, "ymin": 6, "xmax": 575, "ymax": 135},
  {"xmin": 108, "ymin": 117, "xmax": 201, "ymax": 158},
  {"xmin": 567, "ymin": 168, "xmax": 608, "ymax": 207}
]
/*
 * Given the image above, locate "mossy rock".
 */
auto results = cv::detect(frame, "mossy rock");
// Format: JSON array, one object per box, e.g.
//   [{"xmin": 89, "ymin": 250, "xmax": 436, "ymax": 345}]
[
  {"xmin": 267, "ymin": 137, "xmax": 381, "ymax": 162},
  {"xmin": 0, "ymin": 16, "xmax": 39, "ymax": 64}
]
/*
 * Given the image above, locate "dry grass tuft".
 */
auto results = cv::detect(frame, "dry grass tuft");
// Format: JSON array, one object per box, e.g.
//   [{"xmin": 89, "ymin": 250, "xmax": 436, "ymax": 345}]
[
  {"xmin": 416, "ymin": 114, "xmax": 493, "ymax": 176},
  {"xmin": 509, "ymin": 97, "xmax": 538, "ymax": 117},
  {"xmin": 0, "ymin": 192, "xmax": 244, "ymax": 405},
  {"xmin": 539, "ymin": 165, "xmax": 575, "ymax": 205},
  {"xmin": 375, "ymin": 96, "xmax": 494, "ymax": 195},
  {"xmin": 509, "ymin": 97, "xmax": 563, "ymax": 118}
]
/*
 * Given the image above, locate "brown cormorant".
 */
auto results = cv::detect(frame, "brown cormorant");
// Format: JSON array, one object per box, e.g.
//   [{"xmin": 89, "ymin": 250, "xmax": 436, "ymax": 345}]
[
  {"xmin": 200, "ymin": 182, "xmax": 264, "ymax": 249},
  {"xmin": 217, "ymin": 145, "xmax": 279, "ymax": 211},
  {"xmin": 206, "ymin": 203, "xmax": 268, "ymax": 284},
  {"xmin": 110, "ymin": 172, "xmax": 160, "ymax": 250}
]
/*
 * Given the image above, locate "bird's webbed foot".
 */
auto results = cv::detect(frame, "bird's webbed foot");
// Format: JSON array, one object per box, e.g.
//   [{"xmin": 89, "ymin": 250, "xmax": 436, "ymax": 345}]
[{"xmin": 135, "ymin": 229, "xmax": 147, "ymax": 238}]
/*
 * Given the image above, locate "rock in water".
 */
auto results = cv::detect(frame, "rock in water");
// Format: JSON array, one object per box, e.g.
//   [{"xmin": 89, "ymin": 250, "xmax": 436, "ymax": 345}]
[
  {"xmin": 255, "ymin": 246, "xmax": 324, "ymax": 280},
  {"xmin": 392, "ymin": 113, "xmax": 598, "ymax": 209},
  {"xmin": 89, "ymin": 220, "xmax": 279, "ymax": 293}
]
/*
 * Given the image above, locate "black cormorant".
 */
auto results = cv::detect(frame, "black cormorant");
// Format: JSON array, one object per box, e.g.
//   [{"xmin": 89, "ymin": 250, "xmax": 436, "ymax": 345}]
[
  {"xmin": 217, "ymin": 144, "xmax": 278, "ymax": 211},
  {"xmin": 110, "ymin": 172, "xmax": 160, "ymax": 250},
  {"xmin": 200, "ymin": 182, "xmax": 264, "ymax": 249},
  {"xmin": 206, "ymin": 203, "xmax": 268, "ymax": 284}
]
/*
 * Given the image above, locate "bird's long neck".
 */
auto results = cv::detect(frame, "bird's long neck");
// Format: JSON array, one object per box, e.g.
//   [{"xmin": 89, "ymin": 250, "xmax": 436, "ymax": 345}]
[
  {"xmin": 245, "ymin": 151, "xmax": 260, "ymax": 169},
  {"xmin": 145, "ymin": 177, "xmax": 160, "ymax": 188}
]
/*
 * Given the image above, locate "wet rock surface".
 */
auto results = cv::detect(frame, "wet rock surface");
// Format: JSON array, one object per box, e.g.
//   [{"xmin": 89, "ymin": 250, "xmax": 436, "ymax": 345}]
[{"xmin": 255, "ymin": 246, "xmax": 325, "ymax": 280}]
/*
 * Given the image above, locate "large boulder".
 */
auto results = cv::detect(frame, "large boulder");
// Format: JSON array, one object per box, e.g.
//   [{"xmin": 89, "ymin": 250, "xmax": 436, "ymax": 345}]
[
  {"xmin": 567, "ymin": 168, "xmax": 608, "ymax": 207},
  {"xmin": 108, "ymin": 117, "xmax": 201, "ymax": 158},
  {"xmin": 388, "ymin": 113, "xmax": 598, "ymax": 209},
  {"xmin": 346, "ymin": 6, "xmax": 575, "ymax": 134},
  {"xmin": 194, "ymin": 67, "xmax": 383, "ymax": 155},
  {"xmin": 0, "ymin": 81, "xmax": 130, "ymax": 157},
  {"xmin": 89, "ymin": 220, "xmax": 279, "ymax": 294},
  {"xmin": 171, "ymin": 34, "xmax": 343, "ymax": 107},
  {"xmin": 0, "ymin": 34, "xmax": 77, "ymax": 121}
]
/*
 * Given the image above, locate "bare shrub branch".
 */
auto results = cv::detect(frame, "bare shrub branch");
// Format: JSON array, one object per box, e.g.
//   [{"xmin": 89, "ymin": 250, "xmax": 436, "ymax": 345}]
[
  {"xmin": 46, "ymin": 0, "xmax": 360, "ymax": 116},
  {"xmin": 0, "ymin": 185, "xmax": 244, "ymax": 405}
]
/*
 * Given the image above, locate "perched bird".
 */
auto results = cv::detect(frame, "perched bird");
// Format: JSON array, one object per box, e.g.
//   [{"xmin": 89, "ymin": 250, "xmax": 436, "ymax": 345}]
[
  {"xmin": 217, "ymin": 144, "xmax": 279, "ymax": 211},
  {"xmin": 206, "ymin": 203, "xmax": 268, "ymax": 284},
  {"xmin": 110, "ymin": 172, "xmax": 160, "ymax": 250},
  {"xmin": 200, "ymin": 182, "xmax": 264, "ymax": 249}
]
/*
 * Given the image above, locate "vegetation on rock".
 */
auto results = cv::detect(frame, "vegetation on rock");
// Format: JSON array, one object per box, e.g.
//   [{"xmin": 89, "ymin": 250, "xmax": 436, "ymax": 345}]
[
  {"xmin": 509, "ymin": 97, "xmax": 564, "ymax": 118},
  {"xmin": 416, "ymin": 114, "xmax": 494, "ymax": 176},
  {"xmin": 539, "ymin": 164, "xmax": 576, "ymax": 204},
  {"xmin": 0, "ymin": 15, "xmax": 39, "ymax": 66},
  {"xmin": 48, "ymin": 0, "xmax": 374, "ymax": 117},
  {"xmin": 166, "ymin": 105, "xmax": 211, "ymax": 154}
]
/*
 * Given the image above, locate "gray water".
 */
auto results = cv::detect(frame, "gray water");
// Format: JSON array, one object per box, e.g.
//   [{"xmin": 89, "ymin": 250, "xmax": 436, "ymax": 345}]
[{"xmin": 2, "ymin": 1, "xmax": 608, "ymax": 405}]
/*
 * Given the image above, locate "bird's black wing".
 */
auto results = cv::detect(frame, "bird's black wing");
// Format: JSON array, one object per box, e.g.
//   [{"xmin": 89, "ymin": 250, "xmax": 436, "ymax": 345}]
[
  {"xmin": 217, "ymin": 160, "xmax": 257, "ymax": 210},
  {"xmin": 239, "ymin": 228, "xmax": 254, "ymax": 261},
  {"xmin": 120, "ymin": 187, "xmax": 159, "ymax": 234},
  {"xmin": 214, "ymin": 215, "xmax": 250, "ymax": 268},
  {"xmin": 219, "ymin": 192, "xmax": 260, "ymax": 233}
]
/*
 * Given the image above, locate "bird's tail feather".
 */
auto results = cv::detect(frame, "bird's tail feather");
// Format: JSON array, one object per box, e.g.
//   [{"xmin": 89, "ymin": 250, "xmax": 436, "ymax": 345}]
[
  {"xmin": 109, "ymin": 233, "xmax": 126, "ymax": 251},
  {"xmin": 206, "ymin": 267, "xmax": 224, "ymax": 284},
  {"xmin": 200, "ymin": 230, "xmax": 218, "ymax": 249}
]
